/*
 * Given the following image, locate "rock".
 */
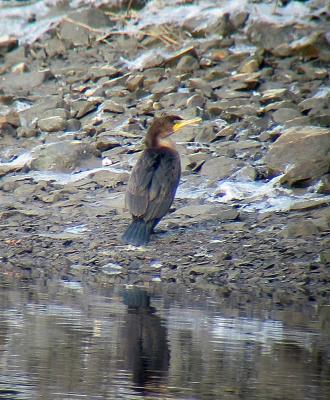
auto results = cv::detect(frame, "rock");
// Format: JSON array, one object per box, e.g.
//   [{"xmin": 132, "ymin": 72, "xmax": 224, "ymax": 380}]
[
  {"xmin": 174, "ymin": 204, "xmax": 238, "ymax": 220},
  {"xmin": 216, "ymin": 125, "xmax": 235, "ymax": 138},
  {"xmin": 282, "ymin": 221, "xmax": 319, "ymax": 238},
  {"xmin": 230, "ymin": 11, "xmax": 249, "ymax": 29},
  {"xmin": 319, "ymin": 251, "xmax": 330, "ymax": 264},
  {"xmin": 0, "ymin": 70, "xmax": 54, "ymax": 93},
  {"xmin": 66, "ymin": 119, "xmax": 81, "ymax": 132},
  {"xmin": 126, "ymin": 74, "xmax": 144, "ymax": 92},
  {"xmin": 273, "ymin": 32, "xmax": 323, "ymax": 58},
  {"xmin": 0, "ymin": 152, "xmax": 32, "ymax": 177},
  {"xmin": 45, "ymin": 37, "xmax": 66, "ymax": 58},
  {"xmin": 0, "ymin": 36, "xmax": 18, "ymax": 55},
  {"xmin": 239, "ymin": 59, "xmax": 259, "ymax": 73},
  {"xmin": 59, "ymin": 9, "xmax": 111, "ymax": 46},
  {"xmin": 17, "ymin": 127, "xmax": 38, "ymax": 138},
  {"xmin": 272, "ymin": 108, "xmax": 301, "ymax": 124},
  {"xmin": 183, "ymin": 12, "xmax": 234, "ymax": 38},
  {"xmin": 186, "ymin": 94, "xmax": 205, "ymax": 108},
  {"xmin": 234, "ymin": 165, "xmax": 257, "ymax": 181},
  {"xmin": 19, "ymin": 96, "xmax": 65, "ymax": 128},
  {"xmin": 151, "ymin": 79, "xmax": 178, "ymax": 95},
  {"xmin": 264, "ymin": 126, "xmax": 330, "ymax": 185},
  {"xmin": 11, "ymin": 62, "xmax": 29, "ymax": 74},
  {"xmin": 289, "ymin": 197, "xmax": 330, "ymax": 211},
  {"xmin": 230, "ymin": 72, "xmax": 260, "ymax": 89},
  {"xmin": 71, "ymin": 99, "xmax": 99, "ymax": 118},
  {"xmin": 299, "ymin": 97, "xmax": 325, "ymax": 112},
  {"xmin": 260, "ymin": 88, "xmax": 287, "ymax": 102},
  {"xmin": 185, "ymin": 153, "xmax": 209, "ymax": 172},
  {"xmin": 88, "ymin": 66, "xmax": 118, "ymax": 80},
  {"xmin": 96, "ymin": 137, "xmax": 121, "ymax": 152},
  {"xmin": 102, "ymin": 100, "xmax": 125, "ymax": 113},
  {"xmin": 30, "ymin": 141, "xmax": 101, "ymax": 172},
  {"xmin": 176, "ymin": 55, "xmax": 199, "ymax": 73},
  {"xmin": 41, "ymin": 108, "xmax": 70, "ymax": 120},
  {"xmin": 263, "ymin": 101, "xmax": 297, "ymax": 113},
  {"xmin": 82, "ymin": 169, "xmax": 129, "ymax": 188},
  {"xmin": 284, "ymin": 116, "xmax": 311, "ymax": 128},
  {"xmin": 101, "ymin": 263, "xmax": 123, "ymax": 276},
  {"xmin": 0, "ymin": 111, "xmax": 20, "ymax": 128},
  {"xmin": 188, "ymin": 78, "xmax": 213, "ymax": 97},
  {"xmin": 316, "ymin": 175, "xmax": 330, "ymax": 194},
  {"xmin": 201, "ymin": 156, "xmax": 243, "ymax": 181},
  {"xmin": 38, "ymin": 116, "xmax": 67, "ymax": 132},
  {"xmin": 68, "ymin": 8, "xmax": 111, "ymax": 28},
  {"xmin": 5, "ymin": 45, "xmax": 27, "ymax": 65},
  {"xmin": 13, "ymin": 183, "xmax": 38, "ymax": 198},
  {"xmin": 195, "ymin": 126, "xmax": 216, "ymax": 143}
]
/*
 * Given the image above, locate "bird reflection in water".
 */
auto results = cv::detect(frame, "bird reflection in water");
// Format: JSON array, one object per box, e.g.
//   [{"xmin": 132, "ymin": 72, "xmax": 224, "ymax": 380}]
[{"xmin": 121, "ymin": 287, "xmax": 169, "ymax": 396}]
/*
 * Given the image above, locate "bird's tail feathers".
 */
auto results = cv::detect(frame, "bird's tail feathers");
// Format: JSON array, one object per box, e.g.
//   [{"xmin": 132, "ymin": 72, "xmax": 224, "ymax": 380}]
[{"xmin": 122, "ymin": 220, "xmax": 151, "ymax": 246}]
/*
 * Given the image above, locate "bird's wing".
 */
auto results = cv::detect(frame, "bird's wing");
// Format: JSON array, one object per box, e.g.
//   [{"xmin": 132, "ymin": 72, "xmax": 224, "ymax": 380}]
[
  {"xmin": 145, "ymin": 150, "xmax": 180, "ymax": 221},
  {"xmin": 126, "ymin": 149, "xmax": 181, "ymax": 221},
  {"xmin": 126, "ymin": 149, "xmax": 161, "ymax": 217}
]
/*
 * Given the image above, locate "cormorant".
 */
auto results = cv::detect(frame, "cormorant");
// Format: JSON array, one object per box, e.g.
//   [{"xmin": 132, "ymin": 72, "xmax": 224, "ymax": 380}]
[{"xmin": 122, "ymin": 114, "xmax": 201, "ymax": 246}]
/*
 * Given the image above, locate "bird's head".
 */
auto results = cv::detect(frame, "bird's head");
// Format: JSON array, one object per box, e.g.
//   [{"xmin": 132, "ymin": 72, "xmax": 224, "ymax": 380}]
[{"xmin": 146, "ymin": 114, "xmax": 201, "ymax": 147}]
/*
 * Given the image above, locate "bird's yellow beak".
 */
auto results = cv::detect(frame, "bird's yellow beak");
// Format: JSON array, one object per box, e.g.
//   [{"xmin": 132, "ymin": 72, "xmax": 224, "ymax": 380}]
[{"xmin": 173, "ymin": 117, "xmax": 202, "ymax": 132}]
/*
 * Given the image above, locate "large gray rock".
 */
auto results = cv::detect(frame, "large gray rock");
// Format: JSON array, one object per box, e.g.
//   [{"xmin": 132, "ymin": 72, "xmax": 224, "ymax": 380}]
[
  {"xmin": 264, "ymin": 126, "xmax": 330, "ymax": 185},
  {"xmin": 30, "ymin": 141, "xmax": 101, "ymax": 172},
  {"xmin": 174, "ymin": 205, "xmax": 238, "ymax": 221},
  {"xmin": 201, "ymin": 156, "xmax": 243, "ymax": 181},
  {"xmin": 0, "ymin": 70, "xmax": 53, "ymax": 92},
  {"xmin": 38, "ymin": 116, "xmax": 66, "ymax": 132}
]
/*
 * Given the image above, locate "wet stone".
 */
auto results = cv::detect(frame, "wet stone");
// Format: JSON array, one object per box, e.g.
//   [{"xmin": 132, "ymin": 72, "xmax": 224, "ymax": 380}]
[
  {"xmin": 126, "ymin": 74, "xmax": 144, "ymax": 92},
  {"xmin": 17, "ymin": 127, "xmax": 38, "ymax": 138},
  {"xmin": 30, "ymin": 141, "xmax": 100, "ymax": 172},
  {"xmin": 41, "ymin": 108, "xmax": 70, "ymax": 120},
  {"xmin": 316, "ymin": 175, "xmax": 330, "ymax": 194},
  {"xmin": 263, "ymin": 101, "xmax": 296, "ymax": 113},
  {"xmin": 264, "ymin": 126, "xmax": 330, "ymax": 185},
  {"xmin": 201, "ymin": 156, "xmax": 243, "ymax": 181},
  {"xmin": 186, "ymin": 94, "xmax": 205, "ymax": 108},
  {"xmin": 0, "ymin": 35, "xmax": 18, "ymax": 55},
  {"xmin": 102, "ymin": 100, "xmax": 125, "ymax": 114},
  {"xmin": 282, "ymin": 221, "xmax": 319, "ymax": 238},
  {"xmin": 234, "ymin": 165, "xmax": 257, "ymax": 181},
  {"xmin": 176, "ymin": 55, "xmax": 199, "ymax": 73},
  {"xmin": 71, "ymin": 99, "xmax": 99, "ymax": 118},
  {"xmin": 38, "ymin": 116, "xmax": 67, "ymax": 132},
  {"xmin": 45, "ymin": 37, "xmax": 66, "ymax": 58},
  {"xmin": 188, "ymin": 78, "xmax": 213, "ymax": 97},
  {"xmin": 0, "ymin": 70, "xmax": 54, "ymax": 93},
  {"xmin": 239, "ymin": 59, "xmax": 259, "ymax": 74},
  {"xmin": 174, "ymin": 204, "xmax": 238, "ymax": 221},
  {"xmin": 11, "ymin": 62, "xmax": 29, "ymax": 74},
  {"xmin": 260, "ymin": 89, "xmax": 287, "ymax": 102},
  {"xmin": 195, "ymin": 126, "xmax": 216, "ymax": 143},
  {"xmin": 151, "ymin": 79, "xmax": 178, "ymax": 95},
  {"xmin": 66, "ymin": 119, "xmax": 81, "ymax": 132},
  {"xmin": 0, "ymin": 111, "xmax": 20, "ymax": 128},
  {"xmin": 96, "ymin": 137, "xmax": 121, "ymax": 152},
  {"xmin": 272, "ymin": 108, "xmax": 301, "ymax": 124}
]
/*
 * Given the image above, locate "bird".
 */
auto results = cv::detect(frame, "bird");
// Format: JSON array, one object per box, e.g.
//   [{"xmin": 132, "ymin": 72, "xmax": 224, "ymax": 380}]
[{"xmin": 122, "ymin": 114, "xmax": 201, "ymax": 246}]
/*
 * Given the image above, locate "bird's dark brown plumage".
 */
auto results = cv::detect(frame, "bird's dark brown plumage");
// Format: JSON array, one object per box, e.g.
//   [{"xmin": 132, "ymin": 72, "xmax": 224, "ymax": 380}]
[{"xmin": 122, "ymin": 115, "xmax": 200, "ymax": 246}]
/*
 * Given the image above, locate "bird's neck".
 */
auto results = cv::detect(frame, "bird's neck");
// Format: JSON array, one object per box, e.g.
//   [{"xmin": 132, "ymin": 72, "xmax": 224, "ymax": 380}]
[
  {"xmin": 158, "ymin": 137, "xmax": 176, "ymax": 150},
  {"xmin": 145, "ymin": 134, "xmax": 175, "ymax": 150}
]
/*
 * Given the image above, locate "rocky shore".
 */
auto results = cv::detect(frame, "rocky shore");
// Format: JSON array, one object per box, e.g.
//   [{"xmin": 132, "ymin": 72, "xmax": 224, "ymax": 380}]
[{"xmin": 0, "ymin": 0, "xmax": 329, "ymax": 303}]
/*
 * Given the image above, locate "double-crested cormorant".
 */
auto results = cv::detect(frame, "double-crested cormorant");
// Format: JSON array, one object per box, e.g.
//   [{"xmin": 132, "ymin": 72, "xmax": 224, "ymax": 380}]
[{"xmin": 122, "ymin": 114, "xmax": 201, "ymax": 246}]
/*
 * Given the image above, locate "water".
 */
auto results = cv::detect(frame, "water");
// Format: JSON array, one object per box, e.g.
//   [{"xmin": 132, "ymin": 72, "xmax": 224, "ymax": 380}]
[{"xmin": 0, "ymin": 278, "xmax": 329, "ymax": 400}]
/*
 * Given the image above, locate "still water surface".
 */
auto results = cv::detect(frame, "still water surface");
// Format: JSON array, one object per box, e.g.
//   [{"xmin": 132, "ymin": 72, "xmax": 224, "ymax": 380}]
[{"xmin": 0, "ymin": 279, "xmax": 329, "ymax": 400}]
